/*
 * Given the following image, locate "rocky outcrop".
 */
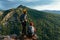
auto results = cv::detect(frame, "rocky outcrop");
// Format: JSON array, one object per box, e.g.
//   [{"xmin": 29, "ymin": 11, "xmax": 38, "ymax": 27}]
[{"xmin": 1, "ymin": 11, "xmax": 14, "ymax": 25}]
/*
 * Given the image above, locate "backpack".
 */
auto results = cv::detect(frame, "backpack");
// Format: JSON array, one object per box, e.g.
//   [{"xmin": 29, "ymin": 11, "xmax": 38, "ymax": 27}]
[
  {"xmin": 20, "ymin": 14, "xmax": 26, "ymax": 22},
  {"xmin": 27, "ymin": 26, "xmax": 33, "ymax": 36},
  {"xmin": 20, "ymin": 14, "xmax": 27, "ymax": 22}
]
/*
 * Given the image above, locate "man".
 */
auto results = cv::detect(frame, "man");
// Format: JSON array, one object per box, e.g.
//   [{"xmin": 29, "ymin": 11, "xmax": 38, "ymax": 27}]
[{"xmin": 20, "ymin": 9, "xmax": 27, "ymax": 35}]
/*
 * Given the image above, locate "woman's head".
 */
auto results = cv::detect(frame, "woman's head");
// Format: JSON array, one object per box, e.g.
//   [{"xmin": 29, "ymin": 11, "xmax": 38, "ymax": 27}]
[{"xmin": 30, "ymin": 22, "xmax": 34, "ymax": 26}]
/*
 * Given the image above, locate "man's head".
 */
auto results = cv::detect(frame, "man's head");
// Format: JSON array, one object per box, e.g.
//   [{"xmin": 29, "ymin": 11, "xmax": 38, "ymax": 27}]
[{"xmin": 23, "ymin": 9, "xmax": 27, "ymax": 14}]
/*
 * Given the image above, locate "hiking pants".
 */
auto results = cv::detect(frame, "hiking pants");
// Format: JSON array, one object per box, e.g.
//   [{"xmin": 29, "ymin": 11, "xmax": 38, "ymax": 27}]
[{"xmin": 21, "ymin": 21, "xmax": 27, "ymax": 35}]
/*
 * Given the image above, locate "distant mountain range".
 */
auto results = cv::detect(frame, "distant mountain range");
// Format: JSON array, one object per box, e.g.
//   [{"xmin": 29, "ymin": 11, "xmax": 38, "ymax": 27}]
[{"xmin": 43, "ymin": 10, "xmax": 60, "ymax": 14}]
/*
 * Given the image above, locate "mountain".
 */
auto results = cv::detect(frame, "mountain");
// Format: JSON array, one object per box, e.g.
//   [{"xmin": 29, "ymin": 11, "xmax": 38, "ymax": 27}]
[
  {"xmin": 43, "ymin": 10, "xmax": 60, "ymax": 14},
  {"xmin": 0, "ymin": 5, "xmax": 60, "ymax": 40},
  {"xmin": 0, "ymin": 11, "xmax": 3, "ymax": 16}
]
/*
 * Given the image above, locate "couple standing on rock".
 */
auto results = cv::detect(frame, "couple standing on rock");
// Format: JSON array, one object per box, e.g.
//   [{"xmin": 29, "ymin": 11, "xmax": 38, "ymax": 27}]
[{"xmin": 20, "ymin": 9, "xmax": 37, "ymax": 38}]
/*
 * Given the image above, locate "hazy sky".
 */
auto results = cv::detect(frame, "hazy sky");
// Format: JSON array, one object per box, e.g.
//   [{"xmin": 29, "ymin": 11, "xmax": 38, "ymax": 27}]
[{"xmin": 0, "ymin": 0, "xmax": 60, "ymax": 10}]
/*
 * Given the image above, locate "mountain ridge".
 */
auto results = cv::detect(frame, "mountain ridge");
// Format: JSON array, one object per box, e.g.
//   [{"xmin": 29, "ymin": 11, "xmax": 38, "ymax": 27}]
[
  {"xmin": 43, "ymin": 10, "xmax": 60, "ymax": 14},
  {"xmin": 0, "ymin": 5, "xmax": 60, "ymax": 40}
]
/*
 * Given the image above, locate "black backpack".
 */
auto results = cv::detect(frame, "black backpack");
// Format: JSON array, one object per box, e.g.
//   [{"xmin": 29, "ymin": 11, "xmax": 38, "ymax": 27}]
[
  {"xmin": 20, "ymin": 14, "xmax": 25, "ymax": 22},
  {"xmin": 27, "ymin": 26, "xmax": 33, "ymax": 36}
]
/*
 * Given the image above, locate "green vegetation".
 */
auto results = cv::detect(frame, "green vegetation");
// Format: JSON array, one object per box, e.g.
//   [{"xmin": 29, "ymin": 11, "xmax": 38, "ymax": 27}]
[{"xmin": 0, "ymin": 5, "xmax": 60, "ymax": 40}]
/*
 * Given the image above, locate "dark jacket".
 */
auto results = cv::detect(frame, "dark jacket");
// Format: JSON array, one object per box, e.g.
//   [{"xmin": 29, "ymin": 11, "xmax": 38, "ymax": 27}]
[{"xmin": 20, "ymin": 14, "xmax": 27, "ymax": 22}]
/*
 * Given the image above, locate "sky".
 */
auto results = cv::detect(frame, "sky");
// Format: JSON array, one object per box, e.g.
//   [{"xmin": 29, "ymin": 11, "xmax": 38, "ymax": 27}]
[{"xmin": 0, "ymin": 0, "xmax": 60, "ymax": 10}]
